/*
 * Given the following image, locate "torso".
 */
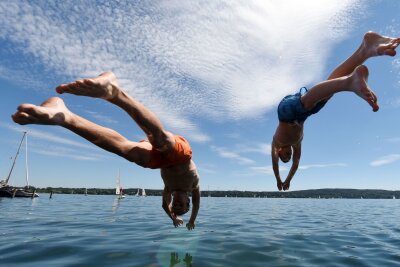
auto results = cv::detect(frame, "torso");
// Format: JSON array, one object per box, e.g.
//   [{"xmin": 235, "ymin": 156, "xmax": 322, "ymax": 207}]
[
  {"xmin": 273, "ymin": 121, "xmax": 304, "ymax": 147},
  {"xmin": 160, "ymin": 160, "xmax": 199, "ymax": 192}
]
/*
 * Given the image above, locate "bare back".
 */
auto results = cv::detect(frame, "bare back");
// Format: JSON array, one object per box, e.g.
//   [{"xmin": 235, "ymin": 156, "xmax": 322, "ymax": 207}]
[
  {"xmin": 273, "ymin": 121, "xmax": 304, "ymax": 147},
  {"xmin": 161, "ymin": 160, "xmax": 199, "ymax": 192}
]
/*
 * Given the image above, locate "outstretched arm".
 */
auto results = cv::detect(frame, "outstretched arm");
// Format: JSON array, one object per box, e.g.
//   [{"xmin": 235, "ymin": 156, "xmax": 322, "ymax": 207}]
[
  {"xmin": 162, "ymin": 188, "xmax": 183, "ymax": 227},
  {"xmin": 187, "ymin": 186, "xmax": 200, "ymax": 230},
  {"xmin": 271, "ymin": 143, "xmax": 283, "ymax": 191},
  {"xmin": 283, "ymin": 143, "xmax": 302, "ymax": 191}
]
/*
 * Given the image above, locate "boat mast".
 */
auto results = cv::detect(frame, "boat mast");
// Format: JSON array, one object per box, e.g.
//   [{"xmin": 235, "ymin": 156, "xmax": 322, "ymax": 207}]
[
  {"xmin": 5, "ymin": 131, "xmax": 27, "ymax": 185},
  {"xmin": 25, "ymin": 132, "xmax": 29, "ymax": 189},
  {"xmin": 115, "ymin": 169, "xmax": 121, "ymax": 195}
]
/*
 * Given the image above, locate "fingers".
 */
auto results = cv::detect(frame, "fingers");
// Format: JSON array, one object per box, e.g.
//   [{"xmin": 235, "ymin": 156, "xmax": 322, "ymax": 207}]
[
  {"xmin": 186, "ymin": 223, "xmax": 195, "ymax": 230},
  {"xmin": 173, "ymin": 219, "xmax": 184, "ymax": 227}
]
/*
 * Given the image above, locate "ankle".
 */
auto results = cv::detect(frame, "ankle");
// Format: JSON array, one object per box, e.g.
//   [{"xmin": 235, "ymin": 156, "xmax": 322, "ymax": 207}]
[{"xmin": 108, "ymin": 85, "xmax": 123, "ymax": 103}]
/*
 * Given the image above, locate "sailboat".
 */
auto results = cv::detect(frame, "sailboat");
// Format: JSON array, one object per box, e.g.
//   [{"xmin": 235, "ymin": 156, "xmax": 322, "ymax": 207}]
[
  {"xmin": 142, "ymin": 188, "xmax": 146, "ymax": 197},
  {"xmin": 135, "ymin": 188, "xmax": 140, "ymax": 197},
  {"xmin": 0, "ymin": 132, "xmax": 39, "ymax": 198},
  {"xmin": 115, "ymin": 169, "xmax": 125, "ymax": 199}
]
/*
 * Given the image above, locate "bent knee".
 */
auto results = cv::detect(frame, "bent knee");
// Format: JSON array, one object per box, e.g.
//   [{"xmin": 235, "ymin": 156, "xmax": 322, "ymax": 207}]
[
  {"xmin": 148, "ymin": 131, "xmax": 175, "ymax": 152},
  {"xmin": 301, "ymin": 100, "xmax": 315, "ymax": 111}
]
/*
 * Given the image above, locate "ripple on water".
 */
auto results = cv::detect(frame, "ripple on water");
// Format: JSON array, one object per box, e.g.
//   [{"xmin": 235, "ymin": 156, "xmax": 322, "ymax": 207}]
[{"xmin": 1, "ymin": 197, "xmax": 400, "ymax": 266}]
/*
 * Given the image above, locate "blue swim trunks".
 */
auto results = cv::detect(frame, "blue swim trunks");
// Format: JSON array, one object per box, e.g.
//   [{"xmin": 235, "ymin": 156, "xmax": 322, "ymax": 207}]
[{"xmin": 277, "ymin": 87, "xmax": 327, "ymax": 122}]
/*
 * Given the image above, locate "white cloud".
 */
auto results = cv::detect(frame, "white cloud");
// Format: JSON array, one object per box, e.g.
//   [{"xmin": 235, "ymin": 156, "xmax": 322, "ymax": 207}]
[
  {"xmin": 385, "ymin": 137, "xmax": 400, "ymax": 143},
  {"xmin": 211, "ymin": 145, "xmax": 255, "ymax": 165},
  {"xmin": 0, "ymin": 122, "xmax": 109, "ymax": 161},
  {"xmin": 388, "ymin": 97, "xmax": 400, "ymax": 108},
  {"xmin": 0, "ymin": 0, "xmax": 361, "ymax": 142},
  {"xmin": 370, "ymin": 154, "xmax": 400, "ymax": 167},
  {"xmin": 249, "ymin": 162, "xmax": 346, "ymax": 176},
  {"xmin": 85, "ymin": 110, "xmax": 118, "ymax": 124},
  {"xmin": 236, "ymin": 143, "xmax": 271, "ymax": 155},
  {"xmin": 34, "ymin": 148, "xmax": 103, "ymax": 161},
  {"xmin": 298, "ymin": 163, "xmax": 347, "ymax": 170},
  {"xmin": 249, "ymin": 165, "xmax": 286, "ymax": 176},
  {"xmin": 1, "ymin": 123, "xmax": 94, "ymax": 149}
]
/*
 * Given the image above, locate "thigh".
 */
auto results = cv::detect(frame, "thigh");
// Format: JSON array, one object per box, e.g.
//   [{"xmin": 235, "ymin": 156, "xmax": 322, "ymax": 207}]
[{"xmin": 123, "ymin": 141, "xmax": 153, "ymax": 167}]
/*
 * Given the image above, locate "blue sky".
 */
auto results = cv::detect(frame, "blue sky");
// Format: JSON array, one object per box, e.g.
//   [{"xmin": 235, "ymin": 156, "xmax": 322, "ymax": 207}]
[{"xmin": 0, "ymin": 0, "xmax": 399, "ymax": 191}]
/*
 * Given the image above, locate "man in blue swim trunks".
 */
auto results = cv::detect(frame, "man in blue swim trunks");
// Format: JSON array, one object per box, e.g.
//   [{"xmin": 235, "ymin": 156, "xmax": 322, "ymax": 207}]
[{"xmin": 272, "ymin": 31, "xmax": 400, "ymax": 191}]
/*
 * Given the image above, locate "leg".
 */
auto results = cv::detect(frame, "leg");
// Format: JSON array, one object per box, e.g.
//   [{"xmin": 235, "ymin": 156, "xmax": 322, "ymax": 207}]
[
  {"xmin": 301, "ymin": 65, "xmax": 378, "ymax": 112},
  {"xmin": 56, "ymin": 72, "xmax": 175, "ymax": 152},
  {"xmin": 328, "ymin": 32, "xmax": 400, "ymax": 80},
  {"xmin": 12, "ymin": 97, "xmax": 152, "ymax": 167},
  {"xmin": 301, "ymin": 32, "xmax": 399, "ymax": 111}
]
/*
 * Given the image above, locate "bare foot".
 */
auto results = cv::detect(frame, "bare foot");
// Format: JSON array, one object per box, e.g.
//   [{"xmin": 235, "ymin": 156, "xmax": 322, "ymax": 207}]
[
  {"xmin": 12, "ymin": 97, "xmax": 71, "ymax": 125},
  {"xmin": 362, "ymin": 31, "xmax": 400, "ymax": 58},
  {"xmin": 56, "ymin": 72, "xmax": 119, "ymax": 100},
  {"xmin": 350, "ymin": 65, "xmax": 379, "ymax": 112}
]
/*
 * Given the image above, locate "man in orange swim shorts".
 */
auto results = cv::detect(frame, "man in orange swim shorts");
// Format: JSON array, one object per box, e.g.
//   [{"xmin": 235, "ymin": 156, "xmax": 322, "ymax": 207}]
[{"xmin": 12, "ymin": 72, "xmax": 200, "ymax": 230}]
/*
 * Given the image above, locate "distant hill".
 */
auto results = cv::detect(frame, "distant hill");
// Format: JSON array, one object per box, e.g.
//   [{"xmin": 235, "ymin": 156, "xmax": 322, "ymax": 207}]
[{"xmin": 33, "ymin": 187, "xmax": 400, "ymax": 199}]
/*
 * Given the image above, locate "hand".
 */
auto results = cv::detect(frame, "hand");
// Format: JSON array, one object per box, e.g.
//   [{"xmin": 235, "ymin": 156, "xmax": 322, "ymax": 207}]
[
  {"xmin": 282, "ymin": 179, "xmax": 290, "ymax": 191},
  {"xmin": 172, "ymin": 216, "xmax": 184, "ymax": 227},
  {"xmin": 170, "ymin": 252, "xmax": 180, "ymax": 266},
  {"xmin": 276, "ymin": 179, "xmax": 283, "ymax": 191},
  {"xmin": 186, "ymin": 221, "xmax": 195, "ymax": 230},
  {"xmin": 184, "ymin": 253, "xmax": 193, "ymax": 266}
]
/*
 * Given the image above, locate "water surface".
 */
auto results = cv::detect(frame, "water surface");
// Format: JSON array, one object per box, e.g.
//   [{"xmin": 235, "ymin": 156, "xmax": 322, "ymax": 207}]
[{"xmin": 1, "ymin": 195, "xmax": 399, "ymax": 266}]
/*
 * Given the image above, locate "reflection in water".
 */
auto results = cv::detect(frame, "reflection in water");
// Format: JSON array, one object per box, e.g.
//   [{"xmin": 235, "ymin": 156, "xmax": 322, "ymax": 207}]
[
  {"xmin": 112, "ymin": 197, "xmax": 122, "ymax": 213},
  {"xmin": 169, "ymin": 252, "xmax": 192, "ymax": 267}
]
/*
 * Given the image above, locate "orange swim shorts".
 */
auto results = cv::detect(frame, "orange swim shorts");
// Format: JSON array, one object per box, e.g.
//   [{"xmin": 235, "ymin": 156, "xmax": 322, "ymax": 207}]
[{"xmin": 141, "ymin": 135, "xmax": 192, "ymax": 169}]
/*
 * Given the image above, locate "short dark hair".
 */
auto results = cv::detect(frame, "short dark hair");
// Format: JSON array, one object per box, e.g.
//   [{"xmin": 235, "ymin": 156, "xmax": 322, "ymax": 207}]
[
  {"xmin": 280, "ymin": 156, "xmax": 290, "ymax": 163},
  {"xmin": 173, "ymin": 196, "xmax": 190, "ymax": 216},
  {"xmin": 279, "ymin": 146, "xmax": 292, "ymax": 163}
]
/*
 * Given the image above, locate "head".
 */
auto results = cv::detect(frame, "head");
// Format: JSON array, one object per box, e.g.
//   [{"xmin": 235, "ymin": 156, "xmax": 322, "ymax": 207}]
[
  {"xmin": 172, "ymin": 190, "xmax": 190, "ymax": 216},
  {"xmin": 278, "ymin": 146, "xmax": 292, "ymax": 163}
]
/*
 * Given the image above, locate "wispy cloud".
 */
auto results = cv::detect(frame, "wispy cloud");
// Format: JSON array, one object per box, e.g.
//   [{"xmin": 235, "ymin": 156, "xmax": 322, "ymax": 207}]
[
  {"xmin": 298, "ymin": 163, "xmax": 347, "ymax": 170},
  {"xmin": 236, "ymin": 143, "xmax": 271, "ymax": 155},
  {"xmin": 249, "ymin": 165, "xmax": 287, "ymax": 176},
  {"xmin": 1, "ymin": 123, "xmax": 94, "ymax": 149},
  {"xmin": 85, "ymin": 110, "xmax": 118, "ymax": 124},
  {"xmin": 0, "ymin": 122, "xmax": 108, "ymax": 161},
  {"xmin": 211, "ymin": 145, "xmax": 255, "ymax": 165},
  {"xmin": 34, "ymin": 148, "xmax": 103, "ymax": 161},
  {"xmin": 0, "ymin": 66, "xmax": 48, "ymax": 91},
  {"xmin": 0, "ymin": 0, "xmax": 361, "ymax": 142},
  {"xmin": 385, "ymin": 137, "xmax": 400, "ymax": 143},
  {"xmin": 370, "ymin": 154, "xmax": 400, "ymax": 167},
  {"xmin": 388, "ymin": 97, "xmax": 400, "ymax": 108},
  {"xmin": 249, "ymin": 162, "xmax": 346, "ymax": 176}
]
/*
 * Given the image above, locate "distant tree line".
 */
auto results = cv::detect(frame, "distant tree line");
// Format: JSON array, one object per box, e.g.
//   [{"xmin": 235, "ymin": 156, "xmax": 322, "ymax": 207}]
[{"xmin": 33, "ymin": 187, "xmax": 400, "ymax": 199}]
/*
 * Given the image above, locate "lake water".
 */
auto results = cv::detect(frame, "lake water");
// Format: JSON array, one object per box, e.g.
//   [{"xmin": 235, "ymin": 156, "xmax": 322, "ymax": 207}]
[{"xmin": 1, "ymin": 195, "xmax": 400, "ymax": 266}]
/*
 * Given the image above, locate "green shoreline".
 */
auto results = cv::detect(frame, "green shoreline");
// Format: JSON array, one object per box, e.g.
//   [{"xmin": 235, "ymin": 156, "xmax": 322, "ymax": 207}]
[{"xmin": 30, "ymin": 187, "xmax": 400, "ymax": 199}]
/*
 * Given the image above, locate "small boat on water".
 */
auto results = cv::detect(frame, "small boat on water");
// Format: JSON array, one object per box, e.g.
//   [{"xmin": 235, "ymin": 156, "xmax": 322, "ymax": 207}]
[
  {"xmin": 115, "ymin": 169, "xmax": 125, "ymax": 199},
  {"xmin": 0, "ymin": 132, "xmax": 38, "ymax": 198},
  {"xmin": 0, "ymin": 186, "xmax": 38, "ymax": 198}
]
